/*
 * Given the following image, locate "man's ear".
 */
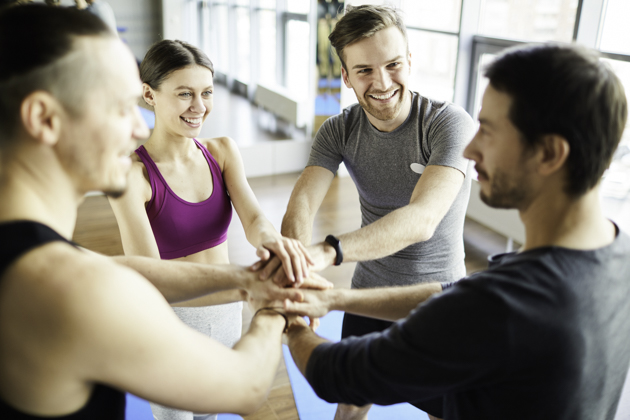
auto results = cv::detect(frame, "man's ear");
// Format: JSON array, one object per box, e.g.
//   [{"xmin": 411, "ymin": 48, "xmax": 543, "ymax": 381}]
[
  {"xmin": 20, "ymin": 91, "xmax": 63, "ymax": 146},
  {"xmin": 142, "ymin": 83, "xmax": 156, "ymax": 107},
  {"xmin": 341, "ymin": 66, "xmax": 352, "ymax": 89},
  {"xmin": 537, "ymin": 134, "xmax": 570, "ymax": 177},
  {"xmin": 407, "ymin": 51, "xmax": 412, "ymax": 74}
]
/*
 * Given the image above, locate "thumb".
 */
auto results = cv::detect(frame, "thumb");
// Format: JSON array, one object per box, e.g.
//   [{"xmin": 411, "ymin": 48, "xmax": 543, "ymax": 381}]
[{"xmin": 256, "ymin": 246, "xmax": 271, "ymax": 261}]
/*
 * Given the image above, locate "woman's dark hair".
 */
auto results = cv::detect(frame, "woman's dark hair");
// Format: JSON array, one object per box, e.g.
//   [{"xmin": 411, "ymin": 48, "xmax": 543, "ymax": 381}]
[
  {"xmin": 0, "ymin": 4, "xmax": 111, "ymax": 141},
  {"xmin": 485, "ymin": 43, "xmax": 628, "ymax": 197},
  {"xmin": 140, "ymin": 40, "xmax": 214, "ymax": 90}
]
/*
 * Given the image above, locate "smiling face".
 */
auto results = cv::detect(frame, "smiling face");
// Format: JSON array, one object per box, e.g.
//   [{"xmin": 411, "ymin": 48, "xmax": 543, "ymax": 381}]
[
  {"xmin": 58, "ymin": 37, "xmax": 149, "ymax": 197},
  {"xmin": 144, "ymin": 65, "xmax": 214, "ymax": 139},
  {"xmin": 464, "ymin": 84, "xmax": 537, "ymax": 210},
  {"xmin": 341, "ymin": 26, "xmax": 412, "ymax": 132}
]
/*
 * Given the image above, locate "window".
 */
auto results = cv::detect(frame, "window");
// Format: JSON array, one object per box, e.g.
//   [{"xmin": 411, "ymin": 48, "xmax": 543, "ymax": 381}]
[
  {"xmin": 601, "ymin": 57, "xmax": 630, "ymax": 199},
  {"xmin": 288, "ymin": 0, "xmax": 310, "ymax": 14},
  {"xmin": 235, "ymin": 7, "xmax": 250, "ymax": 83},
  {"xmin": 285, "ymin": 19, "xmax": 310, "ymax": 100},
  {"xmin": 403, "ymin": 0, "xmax": 463, "ymax": 102},
  {"xmin": 477, "ymin": 0, "xmax": 579, "ymax": 43},
  {"xmin": 599, "ymin": 0, "xmax": 630, "ymax": 56},
  {"xmin": 407, "ymin": 30, "xmax": 459, "ymax": 101},
  {"xmin": 258, "ymin": 9, "xmax": 277, "ymax": 86},
  {"xmin": 404, "ymin": 0, "xmax": 462, "ymax": 33},
  {"xmin": 209, "ymin": 4, "xmax": 229, "ymax": 74}
]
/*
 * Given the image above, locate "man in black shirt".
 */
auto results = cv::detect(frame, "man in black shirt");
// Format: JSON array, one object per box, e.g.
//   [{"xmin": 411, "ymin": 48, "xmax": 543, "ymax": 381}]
[{"xmin": 284, "ymin": 43, "xmax": 630, "ymax": 420}]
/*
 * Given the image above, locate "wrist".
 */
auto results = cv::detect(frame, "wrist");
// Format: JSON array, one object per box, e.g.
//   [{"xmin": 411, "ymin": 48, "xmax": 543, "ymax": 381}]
[
  {"xmin": 286, "ymin": 318, "xmax": 310, "ymax": 337},
  {"xmin": 327, "ymin": 288, "xmax": 344, "ymax": 312},
  {"xmin": 254, "ymin": 307, "xmax": 289, "ymax": 333},
  {"xmin": 239, "ymin": 267, "xmax": 256, "ymax": 290}
]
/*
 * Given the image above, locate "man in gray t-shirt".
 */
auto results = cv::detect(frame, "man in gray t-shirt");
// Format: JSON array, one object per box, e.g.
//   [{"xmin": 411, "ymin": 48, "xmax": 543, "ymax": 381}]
[{"xmin": 260, "ymin": 6, "xmax": 474, "ymax": 419}]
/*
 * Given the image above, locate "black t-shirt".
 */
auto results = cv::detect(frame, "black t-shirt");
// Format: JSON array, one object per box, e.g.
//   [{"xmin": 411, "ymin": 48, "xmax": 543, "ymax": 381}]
[
  {"xmin": 306, "ymin": 226, "xmax": 630, "ymax": 420},
  {"xmin": 0, "ymin": 221, "xmax": 126, "ymax": 419}
]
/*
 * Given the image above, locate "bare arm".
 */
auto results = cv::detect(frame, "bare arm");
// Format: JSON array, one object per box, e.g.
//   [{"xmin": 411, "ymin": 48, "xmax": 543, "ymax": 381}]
[
  {"xmin": 281, "ymin": 165, "xmax": 335, "ymax": 245},
  {"xmin": 284, "ymin": 281, "xmax": 443, "ymax": 322},
  {"xmin": 338, "ymin": 165, "xmax": 464, "ymax": 262},
  {"xmin": 211, "ymin": 137, "xmax": 313, "ymax": 283},
  {"xmin": 108, "ymin": 160, "xmax": 161, "ymax": 258},
  {"xmin": 111, "ymin": 255, "xmax": 309, "ymax": 304},
  {"xmin": 265, "ymin": 165, "xmax": 465, "ymax": 281},
  {"xmin": 251, "ymin": 166, "xmax": 334, "ymax": 280},
  {"xmin": 286, "ymin": 320, "xmax": 328, "ymax": 376},
  {"xmin": 72, "ymin": 257, "xmax": 288, "ymax": 414}
]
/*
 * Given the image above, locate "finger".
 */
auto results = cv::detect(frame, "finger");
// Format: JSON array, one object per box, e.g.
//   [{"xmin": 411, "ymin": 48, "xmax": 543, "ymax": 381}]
[
  {"xmin": 250, "ymin": 258, "xmax": 269, "ymax": 272},
  {"xmin": 283, "ymin": 240, "xmax": 305, "ymax": 285},
  {"xmin": 273, "ymin": 268, "xmax": 294, "ymax": 287},
  {"xmin": 260, "ymin": 256, "xmax": 282, "ymax": 280},
  {"xmin": 300, "ymin": 273, "xmax": 334, "ymax": 290},
  {"xmin": 256, "ymin": 246, "xmax": 271, "ymax": 261},
  {"xmin": 283, "ymin": 299, "xmax": 310, "ymax": 317},
  {"xmin": 270, "ymin": 287, "xmax": 303, "ymax": 303},
  {"xmin": 288, "ymin": 239, "xmax": 310, "ymax": 285},
  {"xmin": 309, "ymin": 317, "xmax": 320, "ymax": 332},
  {"xmin": 297, "ymin": 241, "xmax": 315, "ymax": 265},
  {"xmin": 273, "ymin": 242, "xmax": 296, "ymax": 283}
]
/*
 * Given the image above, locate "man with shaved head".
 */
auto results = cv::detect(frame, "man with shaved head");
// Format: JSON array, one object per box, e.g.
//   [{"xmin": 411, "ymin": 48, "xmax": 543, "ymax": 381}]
[{"xmin": 0, "ymin": 5, "xmax": 324, "ymax": 418}]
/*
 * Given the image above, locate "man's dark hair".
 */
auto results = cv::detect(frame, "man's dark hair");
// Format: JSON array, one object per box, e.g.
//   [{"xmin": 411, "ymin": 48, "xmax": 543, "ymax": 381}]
[
  {"xmin": 485, "ymin": 43, "xmax": 628, "ymax": 197},
  {"xmin": 0, "ymin": 4, "xmax": 112, "ymax": 142},
  {"xmin": 328, "ymin": 4, "xmax": 407, "ymax": 72},
  {"xmin": 140, "ymin": 40, "xmax": 214, "ymax": 91}
]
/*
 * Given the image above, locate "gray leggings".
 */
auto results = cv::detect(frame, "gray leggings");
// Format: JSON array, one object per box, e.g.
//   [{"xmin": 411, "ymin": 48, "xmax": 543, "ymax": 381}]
[{"xmin": 150, "ymin": 302, "xmax": 243, "ymax": 420}]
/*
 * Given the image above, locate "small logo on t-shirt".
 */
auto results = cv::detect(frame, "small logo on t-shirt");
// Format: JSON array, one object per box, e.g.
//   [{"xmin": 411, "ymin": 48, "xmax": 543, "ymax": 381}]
[{"xmin": 410, "ymin": 163, "xmax": 425, "ymax": 174}]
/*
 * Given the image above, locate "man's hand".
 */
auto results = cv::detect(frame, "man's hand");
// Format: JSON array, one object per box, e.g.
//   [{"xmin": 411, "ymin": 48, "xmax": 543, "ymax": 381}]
[
  {"xmin": 241, "ymin": 271, "xmax": 333, "ymax": 306},
  {"xmin": 251, "ymin": 234, "xmax": 314, "ymax": 285},
  {"xmin": 242, "ymin": 272, "xmax": 303, "ymax": 303},
  {"xmin": 256, "ymin": 241, "xmax": 336, "ymax": 286},
  {"xmin": 283, "ymin": 287, "xmax": 336, "ymax": 319}
]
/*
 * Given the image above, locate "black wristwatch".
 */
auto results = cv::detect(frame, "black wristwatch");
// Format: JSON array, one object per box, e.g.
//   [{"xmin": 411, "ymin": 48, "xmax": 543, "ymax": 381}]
[{"xmin": 325, "ymin": 234, "xmax": 343, "ymax": 266}]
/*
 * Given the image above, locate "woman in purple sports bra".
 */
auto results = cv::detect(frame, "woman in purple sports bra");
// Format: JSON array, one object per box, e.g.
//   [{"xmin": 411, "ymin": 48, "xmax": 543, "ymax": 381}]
[{"xmin": 109, "ymin": 40, "xmax": 313, "ymax": 420}]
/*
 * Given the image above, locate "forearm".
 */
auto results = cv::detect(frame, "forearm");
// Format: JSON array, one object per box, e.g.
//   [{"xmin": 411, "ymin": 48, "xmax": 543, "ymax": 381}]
[
  {"xmin": 243, "ymin": 214, "xmax": 280, "ymax": 248},
  {"xmin": 172, "ymin": 289, "xmax": 245, "ymax": 307},
  {"xmin": 338, "ymin": 204, "xmax": 437, "ymax": 263},
  {"xmin": 286, "ymin": 323, "xmax": 329, "ymax": 375},
  {"xmin": 232, "ymin": 311, "xmax": 286, "ymax": 408},
  {"xmin": 112, "ymin": 256, "xmax": 249, "ymax": 303},
  {"xmin": 281, "ymin": 202, "xmax": 315, "ymax": 245},
  {"xmin": 330, "ymin": 283, "xmax": 443, "ymax": 321}
]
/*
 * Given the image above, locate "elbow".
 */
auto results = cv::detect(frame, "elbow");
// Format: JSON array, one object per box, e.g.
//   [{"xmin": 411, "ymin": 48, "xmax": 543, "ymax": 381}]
[
  {"xmin": 233, "ymin": 381, "xmax": 270, "ymax": 415},
  {"xmin": 413, "ymin": 225, "xmax": 437, "ymax": 244}
]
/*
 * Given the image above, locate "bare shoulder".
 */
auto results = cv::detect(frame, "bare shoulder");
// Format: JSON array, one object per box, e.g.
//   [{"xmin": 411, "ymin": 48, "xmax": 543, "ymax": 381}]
[
  {"xmin": 5, "ymin": 243, "xmax": 155, "ymax": 314},
  {"xmin": 199, "ymin": 136, "xmax": 239, "ymax": 169},
  {"xmin": 118, "ymin": 155, "xmax": 152, "ymax": 203},
  {"xmin": 0, "ymin": 243, "xmax": 158, "ymax": 354}
]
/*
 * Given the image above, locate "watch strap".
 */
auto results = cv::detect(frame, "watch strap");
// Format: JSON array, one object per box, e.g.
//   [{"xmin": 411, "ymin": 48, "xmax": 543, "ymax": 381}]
[{"xmin": 325, "ymin": 234, "xmax": 343, "ymax": 266}]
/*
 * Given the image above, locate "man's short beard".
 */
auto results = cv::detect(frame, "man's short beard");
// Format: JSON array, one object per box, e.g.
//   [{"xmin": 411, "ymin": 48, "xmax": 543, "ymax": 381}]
[
  {"xmin": 358, "ymin": 87, "xmax": 406, "ymax": 122},
  {"xmin": 480, "ymin": 168, "xmax": 531, "ymax": 211}
]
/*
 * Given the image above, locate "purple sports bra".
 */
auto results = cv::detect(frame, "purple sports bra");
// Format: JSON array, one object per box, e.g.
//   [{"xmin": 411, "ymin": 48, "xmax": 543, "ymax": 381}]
[{"xmin": 135, "ymin": 139, "xmax": 232, "ymax": 260}]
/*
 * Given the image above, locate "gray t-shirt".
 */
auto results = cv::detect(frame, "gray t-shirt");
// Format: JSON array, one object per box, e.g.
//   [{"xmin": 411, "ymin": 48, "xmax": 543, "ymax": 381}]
[{"xmin": 307, "ymin": 92, "xmax": 476, "ymax": 288}]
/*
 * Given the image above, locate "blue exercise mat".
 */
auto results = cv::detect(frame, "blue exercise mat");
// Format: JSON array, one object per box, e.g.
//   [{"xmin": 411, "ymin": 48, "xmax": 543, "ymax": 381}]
[
  {"xmin": 283, "ymin": 311, "xmax": 429, "ymax": 420},
  {"xmin": 125, "ymin": 394, "xmax": 153, "ymax": 420}
]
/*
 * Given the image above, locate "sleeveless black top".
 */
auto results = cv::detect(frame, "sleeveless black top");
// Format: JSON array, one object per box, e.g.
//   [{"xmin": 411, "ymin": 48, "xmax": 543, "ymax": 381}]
[{"xmin": 0, "ymin": 221, "xmax": 126, "ymax": 419}]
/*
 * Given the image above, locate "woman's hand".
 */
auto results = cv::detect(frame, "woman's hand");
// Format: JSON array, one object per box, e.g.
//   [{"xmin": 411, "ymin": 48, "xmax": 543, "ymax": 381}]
[{"xmin": 251, "ymin": 234, "xmax": 314, "ymax": 286}]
